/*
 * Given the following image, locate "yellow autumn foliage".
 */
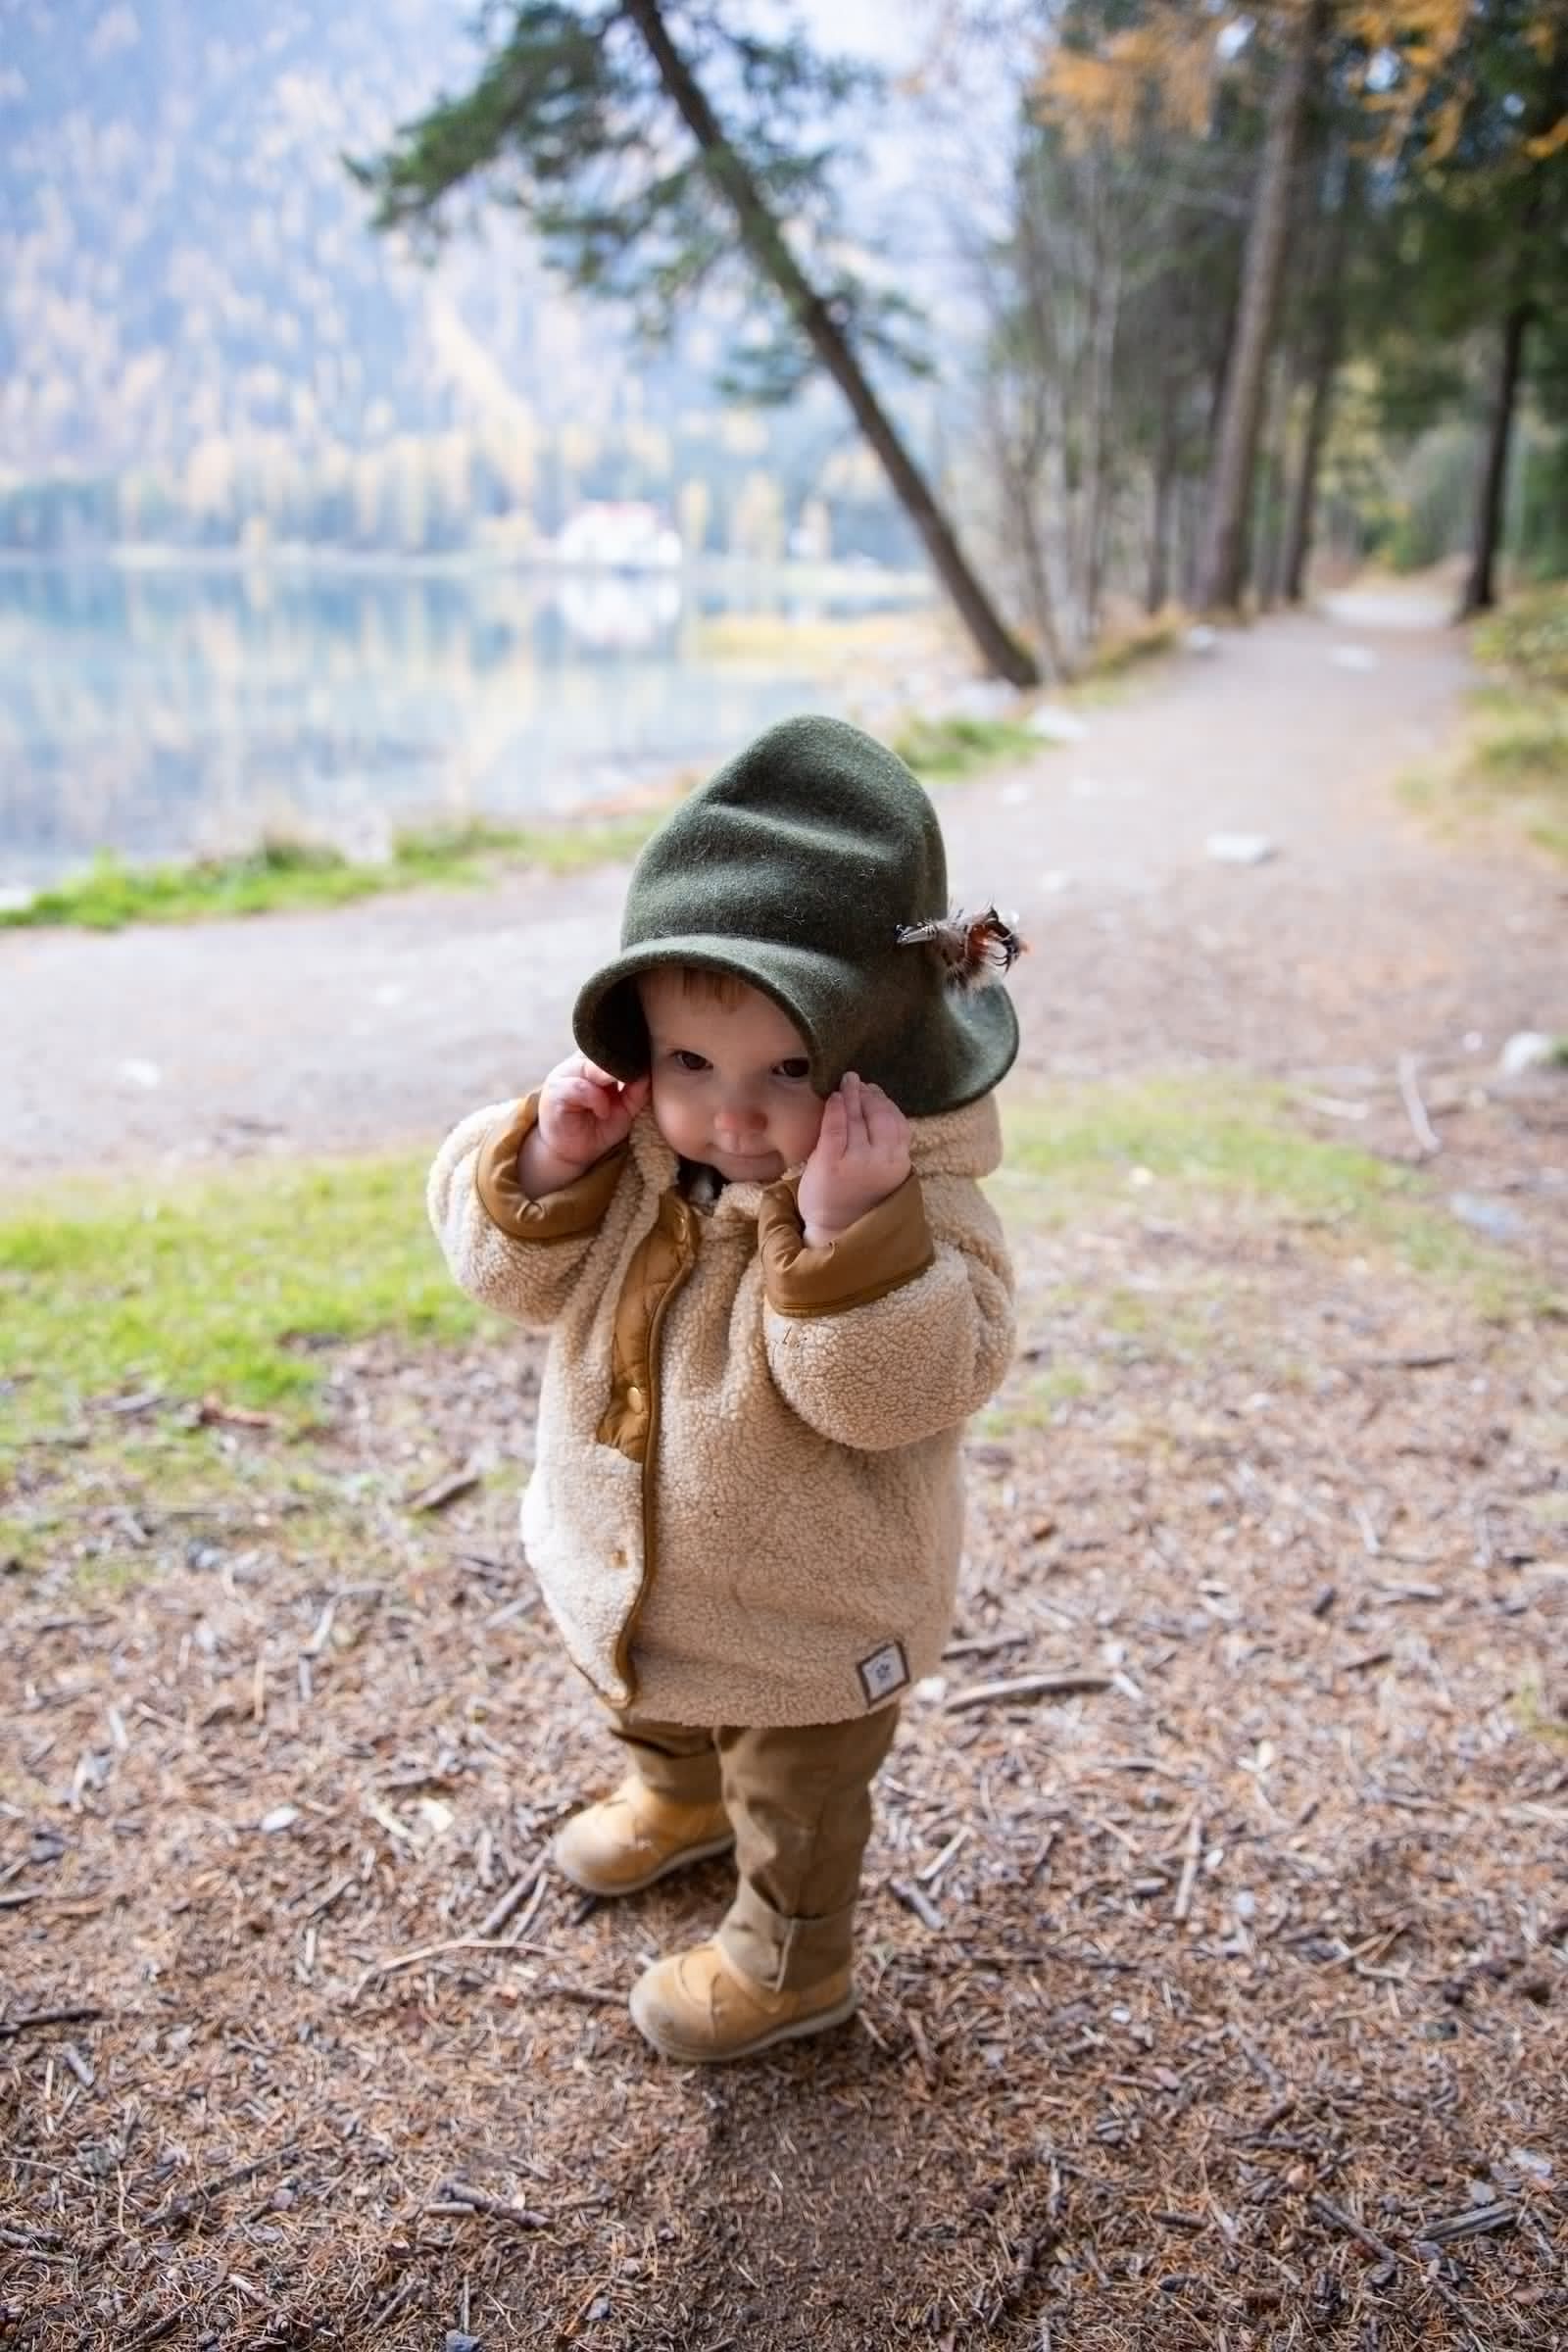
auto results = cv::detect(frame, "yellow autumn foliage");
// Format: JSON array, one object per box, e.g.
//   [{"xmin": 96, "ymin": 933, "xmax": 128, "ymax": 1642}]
[{"xmin": 1036, "ymin": 0, "xmax": 1560, "ymax": 171}]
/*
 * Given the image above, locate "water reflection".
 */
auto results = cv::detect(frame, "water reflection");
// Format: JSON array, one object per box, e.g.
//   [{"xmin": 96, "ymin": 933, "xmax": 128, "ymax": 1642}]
[{"xmin": 0, "ymin": 561, "xmax": 903, "ymax": 884}]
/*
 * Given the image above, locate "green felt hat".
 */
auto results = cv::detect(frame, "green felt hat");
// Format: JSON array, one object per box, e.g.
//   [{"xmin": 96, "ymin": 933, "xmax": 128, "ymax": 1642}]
[{"xmin": 572, "ymin": 714, "xmax": 1019, "ymax": 1118}]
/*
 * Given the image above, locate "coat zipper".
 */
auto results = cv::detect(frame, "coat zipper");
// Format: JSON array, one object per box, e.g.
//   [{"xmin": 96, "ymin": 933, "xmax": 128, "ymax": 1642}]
[{"xmin": 612, "ymin": 1193, "xmax": 697, "ymax": 1702}]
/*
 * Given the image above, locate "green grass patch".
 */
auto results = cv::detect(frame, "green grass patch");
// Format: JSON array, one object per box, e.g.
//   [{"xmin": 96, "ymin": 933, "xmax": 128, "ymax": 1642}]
[
  {"xmin": 1004, "ymin": 1080, "xmax": 1411, "ymax": 1219},
  {"xmin": 889, "ymin": 714, "xmax": 1045, "ymax": 780},
  {"xmin": 1002, "ymin": 1078, "xmax": 1542, "ymax": 1308},
  {"xmin": 977, "ymin": 1361, "xmax": 1093, "ymax": 1437},
  {"xmin": 1, "ymin": 810, "xmax": 664, "ymax": 934},
  {"xmin": 1474, "ymin": 584, "xmax": 1568, "ymax": 692},
  {"xmin": 1079, "ymin": 610, "xmax": 1187, "ymax": 684},
  {"xmin": 0, "ymin": 1152, "xmax": 479, "ymax": 1439},
  {"xmin": 1469, "ymin": 685, "xmax": 1568, "ymax": 786},
  {"xmin": 2, "ymin": 1078, "xmax": 1549, "ymax": 1474},
  {"xmin": 1435, "ymin": 586, "xmax": 1568, "ymax": 863},
  {"xmin": 1401, "ymin": 680, "xmax": 1568, "ymax": 867}
]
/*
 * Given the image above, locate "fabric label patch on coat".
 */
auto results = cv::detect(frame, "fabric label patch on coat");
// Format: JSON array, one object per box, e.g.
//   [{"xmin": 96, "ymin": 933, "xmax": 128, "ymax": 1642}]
[{"xmin": 857, "ymin": 1641, "xmax": 910, "ymax": 1707}]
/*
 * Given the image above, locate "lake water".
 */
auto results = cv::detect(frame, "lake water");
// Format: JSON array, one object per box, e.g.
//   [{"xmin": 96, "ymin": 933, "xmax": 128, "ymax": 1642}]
[{"xmin": 0, "ymin": 560, "xmax": 921, "ymax": 888}]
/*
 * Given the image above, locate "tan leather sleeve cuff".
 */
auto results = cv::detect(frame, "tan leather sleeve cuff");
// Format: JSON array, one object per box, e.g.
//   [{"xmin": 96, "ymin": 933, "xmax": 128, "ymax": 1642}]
[
  {"xmin": 758, "ymin": 1172, "xmax": 935, "ymax": 1319},
  {"xmin": 474, "ymin": 1094, "xmax": 627, "ymax": 1242}
]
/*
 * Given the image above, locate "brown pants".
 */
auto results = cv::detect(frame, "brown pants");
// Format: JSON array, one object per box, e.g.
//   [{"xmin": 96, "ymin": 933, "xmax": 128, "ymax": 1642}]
[{"xmin": 609, "ymin": 1707, "xmax": 901, "ymax": 1991}]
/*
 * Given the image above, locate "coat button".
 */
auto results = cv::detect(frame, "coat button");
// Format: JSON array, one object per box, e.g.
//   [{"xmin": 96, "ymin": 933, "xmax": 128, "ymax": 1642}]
[{"xmin": 625, "ymin": 1383, "xmax": 644, "ymax": 1413}]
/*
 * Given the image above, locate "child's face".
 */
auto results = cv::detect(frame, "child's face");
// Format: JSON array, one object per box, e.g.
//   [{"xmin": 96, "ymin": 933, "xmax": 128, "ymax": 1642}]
[{"xmin": 638, "ymin": 968, "xmax": 825, "ymax": 1185}]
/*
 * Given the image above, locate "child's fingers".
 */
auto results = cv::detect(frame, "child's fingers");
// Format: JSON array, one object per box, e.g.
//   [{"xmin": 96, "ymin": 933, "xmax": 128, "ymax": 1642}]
[
  {"xmin": 840, "ymin": 1070, "xmax": 872, "ymax": 1150},
  {"xmin": 555, "ymin": 1072, "xmax": 614, "ymax": 1114},
  {"xmin": 576, "ymin": 1056, "xmax": 623, "ymax": 1090},
  {"xmin": 816, "ymin": 1089, "xmax": 849, "ymax": 1161},
  {"xmin": 863, "ymin": 1086, "xmax": 908, "ymax": 1154}
]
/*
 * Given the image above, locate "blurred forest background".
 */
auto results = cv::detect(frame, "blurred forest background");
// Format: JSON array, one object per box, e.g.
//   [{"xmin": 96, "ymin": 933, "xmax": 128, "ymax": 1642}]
[{"xmin": 3, "ymin": 0, "xmax": 1565, "ymax": 674}]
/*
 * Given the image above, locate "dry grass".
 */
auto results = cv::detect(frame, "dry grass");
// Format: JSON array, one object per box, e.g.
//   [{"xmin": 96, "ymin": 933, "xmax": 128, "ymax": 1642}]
[{"xmin": 3, "ymin": 1142, "xmax": 1566, "ymax": 2348}]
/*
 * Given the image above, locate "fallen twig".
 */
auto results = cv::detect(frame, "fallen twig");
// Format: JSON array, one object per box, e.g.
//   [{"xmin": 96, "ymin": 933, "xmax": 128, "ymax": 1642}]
[
  {"xmin": 160, "ymin": 2143, "xmax": 301, "ymax": 2226},
  {"xmin": 1416, "ymin": 2201, "xmax": 1517, "ymax": 2245},
  {"xmin": 405, "ymin": 1458, "xmax": 482, "ymax": 1513},
  {"xmin": 943, "ymin": 1629, "xmax": 1029, "ymax": 1659},
  {"xmin": 436, "ymin": 2179, "xmax": 552, "ymax": 2230},
  {"xmin": 890, "ymin": 1877, "xmax": 944, "ymax": 1932},
  {"xmin": 122, "ymin": 2315, "xmax": 183, "ymax": 2352},
  {"xmin": 0, "ymin": 2004, "xmax": 106, "ymax": 2040},
  {"xmin": 475, "ymin": 1867, "xmax": 544, "ymax": 1942},
  {"xmin": 1311, "ymin": 2192, "xmax": 1485, "ymax": 2343},
  {"xmin": 60, "ymin": 2040, "xmax": 95, "ymax": 2089},
  {"xmin": 1310, "ymin": 2193, "xmax": 1401, "ymax": 2267},
  {"xmin": 538, "ymin": 1977, "xmax": 624, "ymax": 2007},
  {"xmin": 1173, "ymin": 1815, "xmax": 1203, "ymax": 1926},
  {"xmin": 946, "ymin": 1670, "xmax": 1111, "ymax": 1714},
  {"xmin": 353, "ymin": 1934, "xmax": 532, "ymax": 1999},
  {"xmin": 196, "ymin": 1394, "xmax": 281, "ymax": 1431},
  {"xmin": 1396, "ymin": 1053, "xmax": 1441, "ymax": 1156}
]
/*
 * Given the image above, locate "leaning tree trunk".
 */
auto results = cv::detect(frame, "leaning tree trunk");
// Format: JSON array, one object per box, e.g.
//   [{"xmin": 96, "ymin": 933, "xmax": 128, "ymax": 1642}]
[
  {"xmin": 1196, "ymin": 0, "xmax": 1323, "ymax": 613},
  {"xmin": 1459, "ymin": 298, "xmax": 1533, "ymax": 618},
  {"xmin": 621, "ymin": 0, "xmax": 1039, "ymax": 685}
]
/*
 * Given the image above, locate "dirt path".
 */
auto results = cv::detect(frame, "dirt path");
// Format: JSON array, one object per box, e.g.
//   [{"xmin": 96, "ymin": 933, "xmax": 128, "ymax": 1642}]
[{"xmin": 5, "ymin": 602, "xmax": 1562, "ymax": 1181}]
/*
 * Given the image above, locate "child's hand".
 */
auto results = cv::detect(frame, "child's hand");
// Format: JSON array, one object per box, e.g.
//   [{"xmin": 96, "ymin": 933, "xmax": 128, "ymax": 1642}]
[
  {"xmin": 797, "ymin": 1072, "xmax": 911, "ymax": 1245},
  {"xmin": 520, "ymin": 1054, "xmax": 649, "ymax": 1198}
]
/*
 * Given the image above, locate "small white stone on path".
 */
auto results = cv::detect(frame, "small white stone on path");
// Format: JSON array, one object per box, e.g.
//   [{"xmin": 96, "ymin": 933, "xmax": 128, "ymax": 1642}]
[
  {"xmin": 260, "ymin": 1804, "xmax": 300, "ymax": 1834},
  {"xmin": 1331, "ymin": 644, "xmax": 1380, "ymax": 671},
  {"xmin": 999, "ymin": 783, "xmax": 1030, "ymax": 807},
  {"xmin": 1498, "ymin": 1030, "xmax": 1559, "ymax": 1077},
  {"xmin": 1184, "ymin": 624, "xmax": 1221, "ymax": 655},
  {"xmin": 1027, "ymin": 703, "xmax": 1088, "ymax": 742},
  {"xmin": 1206, "ymin": 833, "xmax": 1278, "ymax": 866},
  {"xmin": 116, "ymin": 1057, "xmax": 163, "ymax": 1089}
]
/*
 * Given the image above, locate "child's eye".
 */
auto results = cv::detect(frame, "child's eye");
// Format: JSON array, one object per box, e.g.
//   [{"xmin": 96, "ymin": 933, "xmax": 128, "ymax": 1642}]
[
  {"xmin": 672, "ymin": 1050, "xmax": 710, "ymax": 1073},
  {"xmin": 774, "ymin": 1058, "xmax": 810, "ymax": 1081}
]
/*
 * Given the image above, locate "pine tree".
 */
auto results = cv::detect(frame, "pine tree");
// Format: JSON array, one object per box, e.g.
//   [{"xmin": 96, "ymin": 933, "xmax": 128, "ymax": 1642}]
[{"xmin": 350, "ymin": 1, "xmax": 1039, "ymax": 683}]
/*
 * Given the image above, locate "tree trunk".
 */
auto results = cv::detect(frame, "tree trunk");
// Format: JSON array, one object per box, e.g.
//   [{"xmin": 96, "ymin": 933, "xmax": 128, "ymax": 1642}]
[
  {"xmin": 620, "ymin": 0, "xmax": 1039, "ymax": 685},
  {"xmin": 1282, "ymin": 152, "xmax": 1356, "ymax": 604},
  {"xmin": 1250, "ymin": 348, "xmax": 1294, "ymax": 610},
  {"xmin": 1196, "ymin": 0, "xmax": 1322, "ymax": 613},
  {"xmin": 1459, "ymin": 299, "xmax": 1532, "ymax": 617},
  {"xmin": 1147, "ymin": 406, "xmax": 1178, "ymax": 613}
]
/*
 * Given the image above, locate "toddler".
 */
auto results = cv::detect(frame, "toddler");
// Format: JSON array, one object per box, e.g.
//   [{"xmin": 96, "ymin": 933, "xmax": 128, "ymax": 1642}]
[{"xmin": 428, "ymin": 714, "xmax": 1019, "ymax": 2060}]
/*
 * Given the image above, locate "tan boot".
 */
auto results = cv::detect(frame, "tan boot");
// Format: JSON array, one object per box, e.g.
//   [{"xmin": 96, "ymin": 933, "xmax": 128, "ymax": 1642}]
[
  {"xmin": 628, "ymin": 1936, "xmax": 857, "ymax": 2062},
  {"xmin": 551, "ymin": 1778, "xmax": 733, "ymax": 1897}
]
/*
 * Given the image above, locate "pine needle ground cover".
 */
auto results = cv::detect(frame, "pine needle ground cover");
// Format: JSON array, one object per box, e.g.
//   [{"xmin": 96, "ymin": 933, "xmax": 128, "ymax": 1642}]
[{"xmin": 2, "ymin": 1083, "xmax": 1564, "ymax": 2349}]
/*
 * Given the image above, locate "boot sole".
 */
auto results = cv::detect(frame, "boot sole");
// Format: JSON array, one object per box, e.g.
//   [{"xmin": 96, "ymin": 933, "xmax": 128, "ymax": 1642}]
[
  {"xmin": 629, "ymin": 1984, "xmax": 859, "ymax": 2064},
  {"xmin": 552, "ymin": 1830, "xmax": 735, "ymax": 1899}
]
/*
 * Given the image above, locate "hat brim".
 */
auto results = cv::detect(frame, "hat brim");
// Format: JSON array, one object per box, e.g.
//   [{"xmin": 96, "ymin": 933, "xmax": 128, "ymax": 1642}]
[{"xmin": 573, "ymin": 934, "xmax": 1017, "ymax": 1118}]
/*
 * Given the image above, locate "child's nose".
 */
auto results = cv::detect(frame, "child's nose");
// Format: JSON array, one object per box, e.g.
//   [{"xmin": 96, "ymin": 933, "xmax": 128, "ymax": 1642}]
[{"xmin": 715, "ymin": 1102, "xmax": 766, "ymax": 1135}]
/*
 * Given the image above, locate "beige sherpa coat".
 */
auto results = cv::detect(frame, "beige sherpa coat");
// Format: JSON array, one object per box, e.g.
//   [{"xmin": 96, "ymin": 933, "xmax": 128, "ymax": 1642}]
[{"xmin": 427, "ymin": 1091, "xmax": 1015, "ymax": 1727}]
